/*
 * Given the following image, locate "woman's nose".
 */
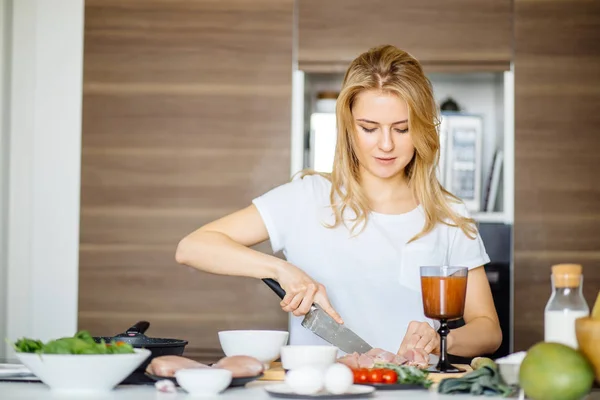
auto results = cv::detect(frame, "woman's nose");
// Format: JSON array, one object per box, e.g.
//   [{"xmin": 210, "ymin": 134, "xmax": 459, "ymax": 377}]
[{"xmin": 378, "ymin": 129, "xmax": 394, "ymax": 151}]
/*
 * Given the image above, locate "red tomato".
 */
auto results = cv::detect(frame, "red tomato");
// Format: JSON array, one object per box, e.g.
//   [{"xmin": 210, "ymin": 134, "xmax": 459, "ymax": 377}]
[
  {"xmin": 354, "ymin": 368, "xmax": 369, "ymax": 383},
  {"xmin": 368, "ymin": 369, "xmax": 384, "ymax": 383},
  {"xmin": 381, "ymin": 369, "xmax": 398, "ymax": 384}
]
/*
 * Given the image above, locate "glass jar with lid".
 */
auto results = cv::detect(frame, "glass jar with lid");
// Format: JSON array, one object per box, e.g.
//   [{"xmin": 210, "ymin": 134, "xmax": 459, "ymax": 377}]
[{"xmin": 544, "ymin": 263, "xmax": 590, "ymax": 348}]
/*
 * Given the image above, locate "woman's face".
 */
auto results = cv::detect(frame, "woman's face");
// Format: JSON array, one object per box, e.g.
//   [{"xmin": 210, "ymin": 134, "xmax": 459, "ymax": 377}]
[{"xmin": 351, "ymin": 90, "xmax": 415, "ymax": 180}]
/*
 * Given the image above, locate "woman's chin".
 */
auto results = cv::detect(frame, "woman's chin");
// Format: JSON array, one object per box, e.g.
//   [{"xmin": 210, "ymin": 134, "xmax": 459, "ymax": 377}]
[{"xmin": 369, "ymin": 166, "xmax": 404, "ymax": 180}]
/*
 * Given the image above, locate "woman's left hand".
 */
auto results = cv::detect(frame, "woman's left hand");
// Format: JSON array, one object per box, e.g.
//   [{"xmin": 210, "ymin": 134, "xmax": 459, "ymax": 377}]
[{"xmin": 398, "ymin": 321, "xmax": 440, "ymax": 356}]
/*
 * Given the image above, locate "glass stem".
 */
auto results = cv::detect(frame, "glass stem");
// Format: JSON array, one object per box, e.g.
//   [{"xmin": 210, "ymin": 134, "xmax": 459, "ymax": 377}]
[{"xmin": 437, "ymin": 319, "xmax": 452, "ymax": 372}]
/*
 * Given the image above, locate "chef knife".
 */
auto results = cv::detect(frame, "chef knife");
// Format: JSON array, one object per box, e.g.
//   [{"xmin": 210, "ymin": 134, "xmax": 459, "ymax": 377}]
[{"xmin": 262, "ymin": 278, "xmax": 373, "ymax": 354}]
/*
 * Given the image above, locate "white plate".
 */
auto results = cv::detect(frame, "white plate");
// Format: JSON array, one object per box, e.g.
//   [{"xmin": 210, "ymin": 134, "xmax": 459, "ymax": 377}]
[
  {"xmin": 0, "ymin": 364, "xmax": 33, "ymax": 377},
  {"xmin": 265, "ymin": 384, "xmax": 375, "ymax": 399}
]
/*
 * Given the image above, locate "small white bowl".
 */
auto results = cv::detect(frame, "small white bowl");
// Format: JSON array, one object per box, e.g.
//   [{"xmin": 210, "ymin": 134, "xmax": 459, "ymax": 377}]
[
  {"xmin": 495, "ymin": 351, "xmax": 527, "ymax": 386},
  {"xmin": 15, "ymin": 349, "xmax": 151, "ymax": 393},
  {"xmin": 175, "ymin": 368, "xmax": 232, "ymax": 396},
  {"xmin": 280, "ymin": 345, "xmax": 338, "ymax": 370},
  {"xmin": 218, "ymin": 330, "xmax": 289, "ymax": 366}
]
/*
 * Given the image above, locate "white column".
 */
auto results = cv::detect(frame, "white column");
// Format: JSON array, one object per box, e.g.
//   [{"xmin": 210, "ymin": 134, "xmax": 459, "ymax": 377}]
[
  {"xmin": 290, "ymin": 70, "xmax": 305, "ymax": 177},
  {"xmin": 0, "ymin": 0, "xmax": 10, "ymax": 359},
  {"xmin": 3, "ymin": 0, "xmax": 84, "ymax": 357}
]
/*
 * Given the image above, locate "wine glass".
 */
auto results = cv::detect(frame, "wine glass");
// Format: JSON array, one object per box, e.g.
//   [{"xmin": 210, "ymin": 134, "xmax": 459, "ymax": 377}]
[{"xmin": 420, "ymin": 266, "xmax": 469, "ymax": 373}]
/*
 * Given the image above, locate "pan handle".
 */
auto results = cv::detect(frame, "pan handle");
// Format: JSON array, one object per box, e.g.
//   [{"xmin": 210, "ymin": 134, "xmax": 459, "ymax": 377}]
[
  {"xmin": 262, "ymin": 278, "xmax": 286, "ymax": 300},
  {"xmin": 126, "ymin": 321, "xmax": 150, "ymax": 336}
]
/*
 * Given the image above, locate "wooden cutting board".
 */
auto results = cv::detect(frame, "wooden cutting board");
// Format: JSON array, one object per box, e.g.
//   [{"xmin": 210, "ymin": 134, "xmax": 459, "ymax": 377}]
[
  {"xmin": 259, "ymin": 362, "xmax": 472, "ymax": 384},
  {"xmin": 259, "ymin": 362, "xmax": 285, "ymax": 381}
]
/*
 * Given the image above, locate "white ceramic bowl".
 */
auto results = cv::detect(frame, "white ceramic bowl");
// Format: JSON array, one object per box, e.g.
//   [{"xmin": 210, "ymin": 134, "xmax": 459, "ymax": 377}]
[
  {"xmin": 280, "ymin": 345, "xmax": 338, "ymax": 370},
  {"xmin": 15, "ymin": 349, "xmax": 151, "ymax": 393},
  {"xmin": 175, "ymin": 368, "xmax": 233, "ymax": 396},
  {"xmin": 218, "ymin": 330, "xmax": 289, "ymax": 365},
  {"xmin": 495, "ymin": 351, "xmax": 527, "ymax": 386}
]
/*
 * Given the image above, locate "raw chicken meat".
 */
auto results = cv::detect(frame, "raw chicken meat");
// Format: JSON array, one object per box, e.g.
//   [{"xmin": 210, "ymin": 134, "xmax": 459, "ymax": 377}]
[
  {"xmin": 402, "ymin": 348, "xmax": 430, "ymax": 368},
  {"xmin": 146, "ymin": 355, "xmax": 209, "ymax": 377},
  {"xmin": 337, "ymin": 347, "xmax": 429, "ymax": 369},
  {"xmin": 146, "ymin": 354, "xmax": 264, "ymax": 378},
  {"xmin": 212, "ymin": 355, "xmax": 264, "ymax": 378}
]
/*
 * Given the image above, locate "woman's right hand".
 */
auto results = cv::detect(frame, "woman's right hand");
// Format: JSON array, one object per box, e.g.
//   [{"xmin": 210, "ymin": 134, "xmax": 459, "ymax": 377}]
[{"xmin": 275, "ymin": 264, "xmax": 344, "ymax": 325}]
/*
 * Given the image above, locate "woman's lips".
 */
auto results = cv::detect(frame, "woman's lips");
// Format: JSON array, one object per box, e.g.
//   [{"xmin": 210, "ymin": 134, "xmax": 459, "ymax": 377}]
[{"xmin": 375, "ymin": 157, "xmax": 397, "ymax": 165}]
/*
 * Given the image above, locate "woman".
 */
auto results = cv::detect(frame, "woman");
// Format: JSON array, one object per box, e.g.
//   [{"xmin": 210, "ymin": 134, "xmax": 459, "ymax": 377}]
[{"xmin": 176, "ymin": 45, "xmax": 502, "ymax": 360}]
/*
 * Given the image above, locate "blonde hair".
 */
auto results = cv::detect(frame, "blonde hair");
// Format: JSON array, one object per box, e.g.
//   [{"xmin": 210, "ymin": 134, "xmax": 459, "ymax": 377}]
[{"xmin": 305, "ymin": 44, "xmax": 477, "ymax": 243}]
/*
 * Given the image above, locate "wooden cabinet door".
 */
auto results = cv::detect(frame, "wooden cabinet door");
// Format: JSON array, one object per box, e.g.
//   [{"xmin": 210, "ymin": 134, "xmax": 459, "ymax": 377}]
[
  {"xmin": 298, "ymin": 0, "xmax": 513, "ymax": 69},
  {"xmin": 513, "ymin": 0, "xmax": 600, "ymax": 351},
  {"xmin": 79, "ymin": 0, "xmax": 293, "ymax": 362}
]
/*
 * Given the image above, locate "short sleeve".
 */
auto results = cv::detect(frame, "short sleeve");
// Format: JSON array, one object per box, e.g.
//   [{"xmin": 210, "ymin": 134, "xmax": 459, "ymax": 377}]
[
  {"xmin": 252, "ymin": 175, "xmax": 317, "ymax": 254},
  {"xmin": 448, "ymin": 204, "xmax": 491, "ymax": 270}
]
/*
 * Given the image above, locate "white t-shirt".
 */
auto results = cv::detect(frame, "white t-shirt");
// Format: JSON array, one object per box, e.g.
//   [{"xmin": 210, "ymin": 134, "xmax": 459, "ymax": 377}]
[{"xmin": 252, "ymin": 174, "xmax": 490, "ymax": 354}]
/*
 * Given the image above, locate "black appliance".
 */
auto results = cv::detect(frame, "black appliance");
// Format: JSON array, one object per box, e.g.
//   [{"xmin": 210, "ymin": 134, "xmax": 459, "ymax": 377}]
[{"xmin": 449, "ymin": 222, "xmax": 512, "ymax": 363}]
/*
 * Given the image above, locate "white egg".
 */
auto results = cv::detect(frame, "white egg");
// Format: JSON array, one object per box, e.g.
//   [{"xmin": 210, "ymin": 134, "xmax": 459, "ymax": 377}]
[
  {"xmin": 285, "ymin": 366, "xmax": 325, "ymax": 395},
  {"xmin": 324, "ymin": 363, "xmax": 354, "ymax": 395}
]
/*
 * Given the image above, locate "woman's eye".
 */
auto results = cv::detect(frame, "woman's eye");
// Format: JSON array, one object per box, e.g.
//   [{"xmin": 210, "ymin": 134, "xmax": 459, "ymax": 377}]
[
  {"xmin": 360, "ymin": 126, "xmax": 376, "ymax": 133},
  {"xmin": 395, "ymin": 128, "xmax": 409, "ymax": 134}
]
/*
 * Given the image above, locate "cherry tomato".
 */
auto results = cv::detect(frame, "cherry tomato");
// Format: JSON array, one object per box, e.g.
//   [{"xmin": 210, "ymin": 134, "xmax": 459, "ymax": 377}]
[
  {"xmin": 381, "ymin": 369, "xmax": 398, "ymax": 384},
  {"xmin": 353, "ymin": 368, "xmax": 369, "ymax": 384},
  {"xmin": 368, "ymin": 369, "xmax": 384, "ymax": 383}
]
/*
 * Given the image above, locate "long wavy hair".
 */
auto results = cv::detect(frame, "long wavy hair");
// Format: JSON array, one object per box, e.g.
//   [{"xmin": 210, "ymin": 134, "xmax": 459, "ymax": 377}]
[{"xmin": 305, "ymin": 44, "xmax": 476, "ymax": 243}]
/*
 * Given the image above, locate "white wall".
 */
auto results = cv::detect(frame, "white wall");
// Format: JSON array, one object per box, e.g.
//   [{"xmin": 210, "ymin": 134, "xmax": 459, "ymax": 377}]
[
  {"xmin": 2, "ymin": 0, "xmax": 84, "ymax": 357},
  {"xmin": 0, "ymin": 0, "xmax": 10, "ymax": 359}
]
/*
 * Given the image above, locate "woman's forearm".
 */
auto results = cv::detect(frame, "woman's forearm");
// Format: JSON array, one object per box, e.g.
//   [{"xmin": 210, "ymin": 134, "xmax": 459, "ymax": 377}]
[
  {"xmin": 448, "ymin": 316, "xmax": 502, "ymax": 357},
  {"xmin": 175, "ymin": 230, "xmax": 285, "ymax": 280}
]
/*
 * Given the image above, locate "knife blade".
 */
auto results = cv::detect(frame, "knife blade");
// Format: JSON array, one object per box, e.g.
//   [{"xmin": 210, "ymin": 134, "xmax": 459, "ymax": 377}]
[{"xmin": 262, "ymin": 278, "xmax": 373, "ymax": 354}]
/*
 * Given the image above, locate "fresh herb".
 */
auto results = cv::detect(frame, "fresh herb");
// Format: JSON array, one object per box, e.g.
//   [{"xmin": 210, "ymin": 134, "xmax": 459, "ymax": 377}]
[
  {"xmin": 13, "ymin": 338, "xmax": 43, "ymax": 353},
  {"xmin": 374, "ymin": 362, "xmax": 433, "ymax": 388},
  {"xmin": 13, "ymin": 330, "xmax": 135, "ymax": 355}
]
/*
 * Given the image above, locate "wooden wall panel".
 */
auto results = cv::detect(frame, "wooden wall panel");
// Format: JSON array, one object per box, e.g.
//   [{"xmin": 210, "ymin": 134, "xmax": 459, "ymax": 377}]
[
  {"xmin": 298, "ymin": 0, "xmax": 513, "ymax": 69},
  {"xmin": 514, "ymin": 0, "xmax": 600, "ymax": 351},
  {"xmin": 79, "ymin": 0, "xmax": 293, "ymax": 363}
]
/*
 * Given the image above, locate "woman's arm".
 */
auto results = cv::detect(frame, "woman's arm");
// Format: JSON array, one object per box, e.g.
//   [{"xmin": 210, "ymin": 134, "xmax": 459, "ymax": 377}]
[
  {"xmin": 175, "ymin": 204, "xmax": 281, "ymax": 279},
  {"xmin": 175, "ymin": 204, "xmax": 343, "ymax": 323},
  {"xmin": 447, "ymin": 266, "xmax": 502, "ymax": 357}
]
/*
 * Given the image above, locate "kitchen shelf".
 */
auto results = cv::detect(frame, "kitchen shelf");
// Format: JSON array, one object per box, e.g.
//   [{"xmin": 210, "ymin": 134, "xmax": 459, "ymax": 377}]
[
  {"xmin": 472, "ymin": 212, "xmax": 511, "ymax": 224},
  {"xmin": 291, "ymin": 68, "xmax": 515, "ymax": 226}
]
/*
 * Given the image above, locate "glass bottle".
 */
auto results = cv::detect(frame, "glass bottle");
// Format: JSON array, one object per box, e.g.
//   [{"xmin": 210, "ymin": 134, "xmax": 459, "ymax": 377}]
[{"xmin": 544, "ymin": 263, "xmax": 590, "ymax": 348}]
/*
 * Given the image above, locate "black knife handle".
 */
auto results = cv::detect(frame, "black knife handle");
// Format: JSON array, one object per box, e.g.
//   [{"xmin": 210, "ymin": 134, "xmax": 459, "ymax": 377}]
[{"xmin": 262, "ymin": 278, "xmax": 286, "ymax": 299}]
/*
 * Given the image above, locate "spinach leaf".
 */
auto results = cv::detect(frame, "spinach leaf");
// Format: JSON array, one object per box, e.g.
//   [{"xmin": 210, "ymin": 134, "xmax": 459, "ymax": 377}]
[
  {"xmin": 13, "ymin": 338, "xmax": 43, "ymax": 353},
  {"xmin": 42, "ymin": 339, "xmax": 76, "ymax": 354},
  {"xmin": 74, "ymin": 330, "xmax": 95, "ymax": 343},
  {"xmin": 12, "ymin": 331, "xmax": 135, "ymax": 355},
  {"xmin": 106, "ymin": 341, "xmax": 135, "ymax": 354}
]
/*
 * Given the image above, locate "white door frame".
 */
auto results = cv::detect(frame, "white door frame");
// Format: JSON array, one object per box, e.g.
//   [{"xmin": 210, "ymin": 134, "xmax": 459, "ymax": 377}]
[
  {"xmin": 0, "ymin": 0, "xmax": 11, "ymax": 359},
  {"xmin": 1, "ymin": 0, "xmax": 84, "ymax": 358}
]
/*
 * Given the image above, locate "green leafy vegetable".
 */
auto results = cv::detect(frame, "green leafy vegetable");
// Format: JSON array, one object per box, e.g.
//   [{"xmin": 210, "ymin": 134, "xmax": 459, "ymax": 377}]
[
  {"xmin": 12, "ymin": 330, "xmax": 135, "ymax": 355},
  {"xmin": 374, "ymin": 362, "xmax": 433, "ymax": 388},
  {"xmin": 14, "ymin": 338, "xmax": 43, "ymax": 353}
]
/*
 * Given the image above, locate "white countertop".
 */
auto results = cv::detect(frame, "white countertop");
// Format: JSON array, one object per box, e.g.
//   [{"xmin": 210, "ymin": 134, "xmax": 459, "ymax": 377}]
[
  {"xmin": 2, "ymin": 380, "xmax": 598, "ymax": 400},
  {"xmin": 0, "ymin": 380, "xmax": 491, "ymax": 400}
]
